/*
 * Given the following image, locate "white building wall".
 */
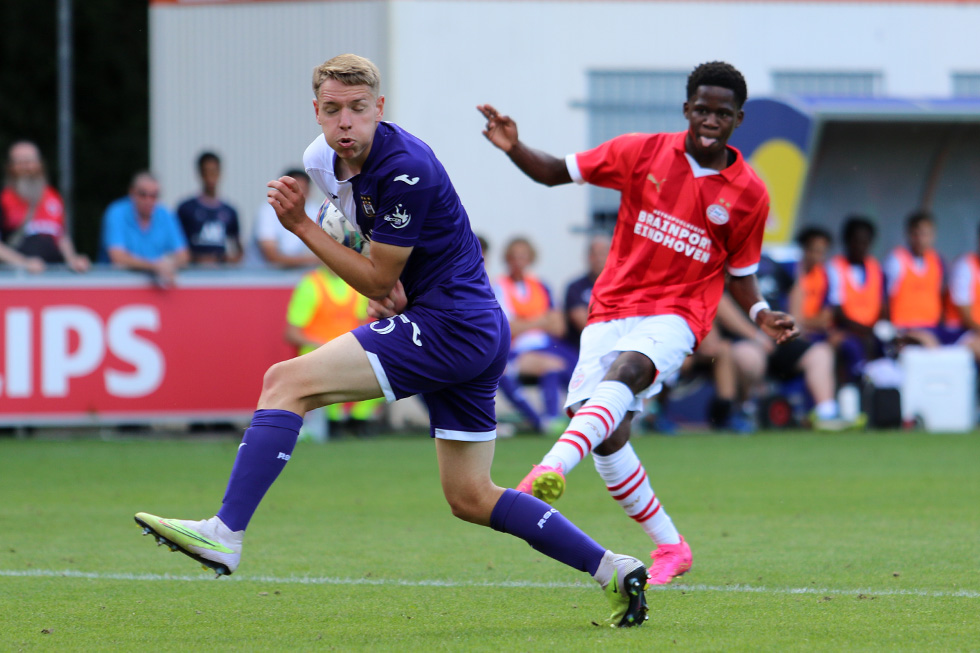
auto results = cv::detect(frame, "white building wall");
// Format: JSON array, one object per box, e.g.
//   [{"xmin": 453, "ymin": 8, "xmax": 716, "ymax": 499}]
[
  {"xmin": 151, "ymin": 0, "xmax": 980, "ymax": 288},
  {"xmin": 149, "ymin": 1, "xmax": 389, "ymax": 241}
]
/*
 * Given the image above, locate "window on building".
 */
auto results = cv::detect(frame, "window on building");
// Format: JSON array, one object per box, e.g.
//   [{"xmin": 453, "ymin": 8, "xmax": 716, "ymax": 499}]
[
  {"xmin": 583, "ymin": 70, "xmax": 688, "ymax": 227},
  {"xmin": 772, "ymin": 71, "xmax": 883, "ymax": 98},
  {"xmin": 952, "ymin": 73, "xmax": 980, "ymax": 98}
]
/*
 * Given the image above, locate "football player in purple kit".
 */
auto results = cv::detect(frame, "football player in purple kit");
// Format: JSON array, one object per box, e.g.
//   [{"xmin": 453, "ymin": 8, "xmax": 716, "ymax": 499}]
[{"xmin": 134, "ymin": 54, "xmax": 649, "ymax": 627}]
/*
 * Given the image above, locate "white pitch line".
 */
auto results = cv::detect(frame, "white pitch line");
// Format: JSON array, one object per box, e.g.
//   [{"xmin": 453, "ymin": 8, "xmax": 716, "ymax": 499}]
[
  {"xmin": 665, "ymin": 582, "xmax": 980, "ymax": 599},
  {"xmin": 1, "ymin": 569, "xmax": 978, "ymax": 599}
]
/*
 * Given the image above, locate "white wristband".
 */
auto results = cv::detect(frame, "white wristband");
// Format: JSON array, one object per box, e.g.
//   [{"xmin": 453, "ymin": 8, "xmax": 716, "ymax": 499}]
[{"xmin": 748, "ymin": 301, "xmax": 770, "ymax": 323}]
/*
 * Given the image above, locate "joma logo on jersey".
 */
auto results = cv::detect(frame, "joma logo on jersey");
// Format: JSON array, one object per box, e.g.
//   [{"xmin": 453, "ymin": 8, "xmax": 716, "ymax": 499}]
[
  {"xmin": 383, "ymin": 204, "xmax": 411, "ymax": 229},
  {"xmin": 394, "ymin": 174, "xmax": 420, "ymax": 185}
]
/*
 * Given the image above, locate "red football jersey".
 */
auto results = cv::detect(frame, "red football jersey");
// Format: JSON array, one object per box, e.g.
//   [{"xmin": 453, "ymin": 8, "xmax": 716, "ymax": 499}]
[
  {"xmin": 1, "ymin": 186, "xmax": 66, "ymax": 239},
  {"xmin": 570, "ymin": 131, "xmax": 769, "ymax": 343}
]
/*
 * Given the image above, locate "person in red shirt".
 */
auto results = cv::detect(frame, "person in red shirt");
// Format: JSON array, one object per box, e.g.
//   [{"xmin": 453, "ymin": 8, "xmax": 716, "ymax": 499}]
[
  {"xmin": 479, "ymin": 61, "xmax": 797, "ymax": 584},
  {"xmin": 0, "ymin": 141, "xmax": 89, "ymax": 272}
]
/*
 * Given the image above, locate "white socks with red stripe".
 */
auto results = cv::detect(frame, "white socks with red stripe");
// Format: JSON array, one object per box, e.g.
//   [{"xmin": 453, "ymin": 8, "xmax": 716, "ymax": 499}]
[
  {"xmin": 541, "ymin": 381, "xmax": 635, "ymax": 474},
  {"xmin": 593, "ymin": 442, "xmax": 681, "ymax": 546}
]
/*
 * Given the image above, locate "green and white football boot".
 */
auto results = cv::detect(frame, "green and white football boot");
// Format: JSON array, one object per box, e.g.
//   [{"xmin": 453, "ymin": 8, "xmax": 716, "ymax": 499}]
[
  {"xmin": 134, "ymin": 512, "xmax": 242, "ymax": 577},
  {"xmin": 596, "ymin": 551, "xmax": 650, "ymax": 628}
]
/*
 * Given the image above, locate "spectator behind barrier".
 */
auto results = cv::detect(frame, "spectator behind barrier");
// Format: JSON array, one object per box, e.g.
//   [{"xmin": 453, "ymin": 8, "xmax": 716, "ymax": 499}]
[
  {"xmin": 176, "ymin": 151, "xmax": 242, "ymax": 265},
  {"xmin": 249, "ymin": 168, "xmax": 321, "ymax": 269},
  {"xmin": 0, "ymin": 140, "xmax": 90, "ymax": 272},
  {"xmin": 563, "ymin": 233, "xmax": 610, "ymax": 349},
  {"xmin": 719, "ymin": 279, "xmax": 852, "ymax": 431},
  {"xmin": 788, "ymin": 225, "xmax": 833, "ymax": 340},
  {"xmin": 826, "ymin": 215, "xmax": 887, "ymax": 385},
  {"xmin": 102, "ymin": 171, "xmax": 189, "ymax": 288},
  {"xmin": 945, "ymin": 222, "xmax": 980, "ymax": 363},
  {"xmin": 476, "ymin": 233, "xmax": 489, "ymax": 264},
  {"xmin": 883, "ymin": 210, "xmax": 944, "ymax": 348},
  {"xmin": 493, "ymin": 236, "xmax": 576, "ymax": 434},
  {"xmin": 657, "ymin": 318, "xmax": 746, "ymax": 434}
]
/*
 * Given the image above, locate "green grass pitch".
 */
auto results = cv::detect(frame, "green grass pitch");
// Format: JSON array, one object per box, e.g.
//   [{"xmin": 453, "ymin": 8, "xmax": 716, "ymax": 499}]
[{"xmin": 1, "ymin": 429, "xmax": 978, "ymax": 651}]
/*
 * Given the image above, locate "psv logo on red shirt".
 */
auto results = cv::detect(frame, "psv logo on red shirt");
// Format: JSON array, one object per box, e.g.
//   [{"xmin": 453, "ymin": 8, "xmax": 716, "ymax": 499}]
[{"xmin": 706, "ymin": 203, "xmax": 729, "ymax": 225}]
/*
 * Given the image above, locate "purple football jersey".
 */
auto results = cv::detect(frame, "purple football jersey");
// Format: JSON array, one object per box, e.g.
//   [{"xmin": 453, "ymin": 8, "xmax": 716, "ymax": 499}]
[
  {"xmin": 304, "ymin": 122, "xmax": 508, "ymax": 438},
  {"xmin": 305, "ymin": 122, "xmax": 496, "ymax": 310}
]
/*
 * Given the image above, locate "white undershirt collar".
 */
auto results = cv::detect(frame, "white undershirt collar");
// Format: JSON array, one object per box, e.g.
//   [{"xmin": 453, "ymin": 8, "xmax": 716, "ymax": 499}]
[{"xmin": 684, "ymin": 152, "xmax": 721, "ymax": 178}]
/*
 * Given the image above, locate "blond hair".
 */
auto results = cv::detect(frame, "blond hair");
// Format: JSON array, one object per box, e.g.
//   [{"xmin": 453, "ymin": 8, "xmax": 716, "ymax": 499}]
[{"xmin": 312, "ymin": 54, "xmax": 381, "ymax": 96}]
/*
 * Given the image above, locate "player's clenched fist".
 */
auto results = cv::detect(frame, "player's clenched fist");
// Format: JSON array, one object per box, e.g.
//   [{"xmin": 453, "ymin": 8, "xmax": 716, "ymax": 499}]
[
  {"xmin": 267, "ymin": 176, "xmax": 310, "ymax": 234},
  {"xmin": 367, "ymin": 280, "xmax": 407, "ymax": 319}
]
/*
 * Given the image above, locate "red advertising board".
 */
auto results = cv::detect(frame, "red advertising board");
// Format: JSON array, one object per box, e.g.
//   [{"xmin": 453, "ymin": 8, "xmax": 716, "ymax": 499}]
[{"xmin": 0, "ymin": 272, "xmax": 300, "ymax": 424}]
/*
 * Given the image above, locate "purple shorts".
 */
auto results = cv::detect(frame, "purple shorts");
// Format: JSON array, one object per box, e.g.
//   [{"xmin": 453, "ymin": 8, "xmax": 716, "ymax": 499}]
[{"xmin": 352, "ymin": 305, "xmax": 510, "ymax": 440}]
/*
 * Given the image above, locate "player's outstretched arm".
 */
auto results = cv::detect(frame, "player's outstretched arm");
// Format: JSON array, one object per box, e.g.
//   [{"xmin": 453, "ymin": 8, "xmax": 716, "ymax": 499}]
[
  {"xmin": 477, "ymin": 104, "xmax": 572, "ymax": 187},
  {"xmin": 728, "ymin": 274, "xmax": 800, "ymax": 345}
]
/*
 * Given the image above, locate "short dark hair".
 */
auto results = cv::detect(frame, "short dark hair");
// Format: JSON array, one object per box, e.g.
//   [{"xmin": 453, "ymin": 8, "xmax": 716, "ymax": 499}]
[
  {"xmin": 906, "ymin": 209, "xmax": 934, "ymax": 232},
  {"xmin": 841, "ymin": 215, "xmax": 876, "ymax": 243},
  {"xmin": 686, "ymin": 61, "xmax": 748, "ymax": 108},
  {"xmin": 284, "ymin": 167, "xmax": 310, "ymax": 183},
  {"xmin": 795, "ymin": 225, "xmax": 833, "ymax": 248},
  {"xmin": 197, "ymin": 151, "xmax": 220, "ymax": 172}
]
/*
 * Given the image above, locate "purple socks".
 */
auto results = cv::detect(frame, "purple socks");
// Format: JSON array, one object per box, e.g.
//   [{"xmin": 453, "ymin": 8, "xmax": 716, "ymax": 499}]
[
  {"xmin": 216, "ymin": 409, "xmax": 303, "ymax": 532},
  {"xmin": 490, "ymin": 488, "xmax": 605, "ymax": 574},
  {"xmin": 214, "ymin": 411, "xmax": 608, "ymax": 580}
]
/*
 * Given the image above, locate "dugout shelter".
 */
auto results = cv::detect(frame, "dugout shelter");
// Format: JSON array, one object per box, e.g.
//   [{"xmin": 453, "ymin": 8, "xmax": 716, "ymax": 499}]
[{"xmin": 730, "ymin": 97, "xmax": 980, "ymax": 261}]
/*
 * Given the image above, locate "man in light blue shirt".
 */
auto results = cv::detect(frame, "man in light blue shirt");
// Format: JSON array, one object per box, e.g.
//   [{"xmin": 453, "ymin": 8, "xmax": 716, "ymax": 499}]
[{"xmin": 102, "ymin": 171, "xmax": 189, "ymax": 286}]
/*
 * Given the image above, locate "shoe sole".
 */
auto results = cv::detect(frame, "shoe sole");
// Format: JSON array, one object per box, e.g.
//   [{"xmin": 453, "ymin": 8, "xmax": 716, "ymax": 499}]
[
  {"xmin": 531, "ymin": 472, "xmax": 565, "ymax": 504},
  {"xmin": 134, "ymin": 515, "xmax": 233, "ymax": 577},
  {"xmin": 616, "ymin": 567, "xmax": 650, "ymax": 627},
  {"xmin": 648, "ymin": 563, "xmax": 691, "ymax": 585}
]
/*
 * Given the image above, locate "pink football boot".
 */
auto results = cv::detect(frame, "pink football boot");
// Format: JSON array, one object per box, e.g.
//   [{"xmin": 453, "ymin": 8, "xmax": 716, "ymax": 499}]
[
  {"xmin": 515, "ymin": 464, "xmax": 566, "ymax": 504},
  {"xmin": 648, "ymin": 537, "xmax": 692, "ymax": 585}
]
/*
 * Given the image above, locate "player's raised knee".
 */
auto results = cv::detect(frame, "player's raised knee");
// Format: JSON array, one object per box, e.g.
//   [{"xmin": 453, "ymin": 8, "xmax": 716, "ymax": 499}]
[
  {"xmin": 607, "ymin": 353, "xmax": 656, "ymax": 390},
  {"xmin": 259, "ymin": 360, "xmax": 297, "ymax": 405}
]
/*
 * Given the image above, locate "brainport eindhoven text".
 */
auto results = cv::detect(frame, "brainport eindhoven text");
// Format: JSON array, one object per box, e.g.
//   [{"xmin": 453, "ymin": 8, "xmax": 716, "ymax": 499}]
[{"xmin": 634, "ymin": 210, "xmax": 712, "ymax": 262}]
